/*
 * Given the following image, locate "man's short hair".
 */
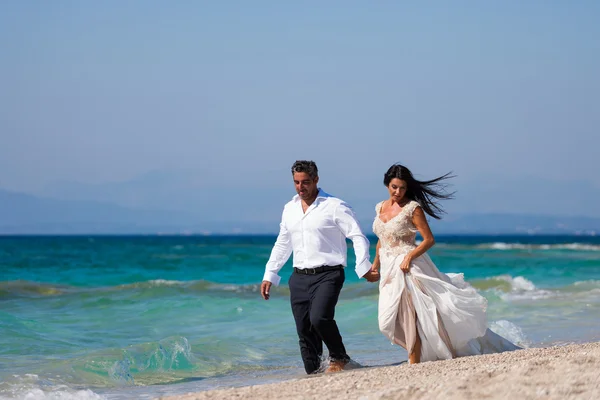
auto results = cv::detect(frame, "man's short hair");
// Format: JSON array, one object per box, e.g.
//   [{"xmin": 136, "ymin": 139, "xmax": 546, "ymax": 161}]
[{"xmin": 291, "ymin": 160, "xmax": 318, "ymax": 179}]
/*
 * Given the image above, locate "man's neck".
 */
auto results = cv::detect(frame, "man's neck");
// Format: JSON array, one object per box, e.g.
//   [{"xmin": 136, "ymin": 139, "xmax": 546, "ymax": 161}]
[{"xmin": 302, "ymin": 190, "xmax": 319, "ymax": 208}]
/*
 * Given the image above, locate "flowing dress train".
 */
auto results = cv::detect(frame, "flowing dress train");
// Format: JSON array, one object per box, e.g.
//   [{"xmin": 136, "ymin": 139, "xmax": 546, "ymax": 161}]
[{"xmin": 373, "ymin": 201, "xmax": 519, "ymax": 361}]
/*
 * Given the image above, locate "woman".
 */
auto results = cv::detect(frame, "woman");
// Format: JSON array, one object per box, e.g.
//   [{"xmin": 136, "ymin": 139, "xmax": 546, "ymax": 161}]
[{"xmin": 370, "ymin": 164, "xmax": 519, "ymax": 364}]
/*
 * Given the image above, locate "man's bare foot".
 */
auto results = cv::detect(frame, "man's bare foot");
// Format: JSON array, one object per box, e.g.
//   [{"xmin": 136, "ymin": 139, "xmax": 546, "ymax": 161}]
[{"xmin": 325, "ymin": 360, "xmax": 348, "ymax": 373}]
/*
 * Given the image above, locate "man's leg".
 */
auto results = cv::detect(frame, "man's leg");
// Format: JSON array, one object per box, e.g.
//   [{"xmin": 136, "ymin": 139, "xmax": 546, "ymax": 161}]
[
  {"xmin": 308, "ymin": 269, "xmax": 349, "ymax": 366},
  {"xmin": 289, "ymin": 272, "xmax": 323, "ymax": 374}
]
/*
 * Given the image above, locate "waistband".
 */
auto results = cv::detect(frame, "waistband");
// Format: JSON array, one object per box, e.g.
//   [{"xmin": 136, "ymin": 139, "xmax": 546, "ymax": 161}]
[{"xmin": 293, "ymin": 265, "xmax": 344, "ymax": 275}]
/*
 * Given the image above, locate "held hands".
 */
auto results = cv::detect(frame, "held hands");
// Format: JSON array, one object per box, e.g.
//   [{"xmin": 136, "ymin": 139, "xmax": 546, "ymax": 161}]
[
  {"xmin": 260, "ymin": 280, "xmax": 272, "ymax": 300},
  {"xmin": 363, "ymin": 267, "xmax": 380, "ymax": 283}
]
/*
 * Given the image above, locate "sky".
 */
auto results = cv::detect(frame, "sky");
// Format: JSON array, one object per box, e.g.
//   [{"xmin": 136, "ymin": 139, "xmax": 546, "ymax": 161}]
[{"xmin": 1, "ymin": 1, "xmax": 599, "ymax": 216}]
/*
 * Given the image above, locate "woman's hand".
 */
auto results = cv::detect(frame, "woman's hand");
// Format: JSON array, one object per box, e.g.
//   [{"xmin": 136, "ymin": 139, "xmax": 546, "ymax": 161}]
[
  {"xmin": 364, "ymin": 266, "xmax": 380, "ymax": 282},
  {"xmin": 400, "ymin": 255, "xmax": 413, "ymax": 273},
  {"xmin": 372, "ymin": 257, "xmax": 381, "ymax": 272}
]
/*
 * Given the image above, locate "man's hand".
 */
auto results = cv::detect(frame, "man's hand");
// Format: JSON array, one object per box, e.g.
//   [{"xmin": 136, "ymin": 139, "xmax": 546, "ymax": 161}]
[
  {"xmin": 260, "ymin": 280, "xmax": 272, "ymax": 300},
  {"xmin": 363, "ymin": 269, "xmax": 380, "ymax": 283}
]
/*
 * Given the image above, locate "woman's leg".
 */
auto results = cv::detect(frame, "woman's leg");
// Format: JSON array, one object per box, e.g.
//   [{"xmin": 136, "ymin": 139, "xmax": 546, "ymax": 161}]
[{"xmin": 409, "ymin": 321, "xmax": 422, "ymax": 364}]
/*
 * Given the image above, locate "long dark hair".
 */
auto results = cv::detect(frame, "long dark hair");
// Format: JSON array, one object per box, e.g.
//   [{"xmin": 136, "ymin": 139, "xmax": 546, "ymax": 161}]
[{"xmin": 383, "ymin": 164, "xmax": 454, "ymax": 219}]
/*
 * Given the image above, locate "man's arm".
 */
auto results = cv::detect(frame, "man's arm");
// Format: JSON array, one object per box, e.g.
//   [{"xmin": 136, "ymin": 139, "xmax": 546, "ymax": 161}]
[
  {"xmin": 333, "ymin": 202, "xmax": 372, "ymax": 278},
  {"xmin": 262, "ymin": 216, "xmax": 293, "ymax": 287}
]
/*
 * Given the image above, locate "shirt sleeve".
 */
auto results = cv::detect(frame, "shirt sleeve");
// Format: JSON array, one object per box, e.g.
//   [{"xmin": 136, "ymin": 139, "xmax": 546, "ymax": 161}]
[
  {"xmin": 333, "ymin": 202, "xmax": 372, "ymax": 278},
  {"xmin": 263, "ymin": 211, "xmax": 293, "ymax": 286}
]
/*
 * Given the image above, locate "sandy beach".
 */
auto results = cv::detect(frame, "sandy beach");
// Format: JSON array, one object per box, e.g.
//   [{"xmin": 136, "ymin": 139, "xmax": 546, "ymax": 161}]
[{"xmin": 160, "ymin": 342, "xmax": 600, "ymax": 400}]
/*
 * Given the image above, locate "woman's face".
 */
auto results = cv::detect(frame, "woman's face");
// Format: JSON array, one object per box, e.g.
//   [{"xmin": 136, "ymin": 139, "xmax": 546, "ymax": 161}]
[{"xmin": 387, "ymin": 178, "xmax": 407, "ymax": 203}]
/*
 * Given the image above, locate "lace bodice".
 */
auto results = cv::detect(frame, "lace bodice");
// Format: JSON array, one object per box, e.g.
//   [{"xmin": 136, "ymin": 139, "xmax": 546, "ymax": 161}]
[{"xmin": 373, "ymin": 200, "xmax": 420, "ymax": 255}]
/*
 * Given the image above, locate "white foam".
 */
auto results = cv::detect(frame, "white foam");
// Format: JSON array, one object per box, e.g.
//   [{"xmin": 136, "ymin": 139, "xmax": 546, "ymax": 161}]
[
  {"xmin": 572, "ymin": 280, "xmax": 600, "ymax": 291},
  {"xmin": 510, "ymin": 276, "xmax": 536, "ymax": 292},
  {"xmin": 0, "ymin": 383, "xmax": 105, "ymax": 400},
  {"xmin": 479, "ymin": 242, "xmax": 600, "ymax": 251},
  {"xmin": 486, "ymin": 242, "xmax": 528, "ymax": 250},
  {"xmin": 490, "ymin": 275, "xmax": 554, "ymax": 301},
  {"xmin": 573, "ymin": 279, "xmax": 600, "ymax": 286},
  {"xmin": 116, "ymin": 279, "xmax": 185, "ymax": 290},
  {"xmin": 489, "ymin": 275, "xmax": 537, "ymax": 291},
  {"xmin": 25, "ymin": 388, "xmax": 104, "ymax": 400},
  {"xmin": 490, "ymin": 277, "xmax": 600, "ymax": 303},
  {"xmin": 146, "ymin": 279, "xmax": 182, "ymax": 286},
  {"xmin": 500, "ymin": 289, "xmax": 554, "ymax": 301},
  {"xmin": 560, "ymin": 243, "xmax": 600, "ymax": 251},
  {"xmin": 489, "ymin": 320, "xmax": 531, "ymax": 348}
]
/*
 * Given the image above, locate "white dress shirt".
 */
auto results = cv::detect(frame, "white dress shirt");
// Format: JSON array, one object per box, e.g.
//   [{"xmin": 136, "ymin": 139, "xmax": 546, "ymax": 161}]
[{"xmin": 263, "ymin": 189, "xmax": 372, "ymax": 286}]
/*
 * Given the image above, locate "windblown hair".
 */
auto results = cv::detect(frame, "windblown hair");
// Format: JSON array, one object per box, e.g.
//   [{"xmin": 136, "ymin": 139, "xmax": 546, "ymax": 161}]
[
  {"xmin": 384, "ymin": 164, "xmax": 455, "ymax": 219},
  {"xmin": 291, "ymin": 160, "xmax": 319, "ymax": 179}
]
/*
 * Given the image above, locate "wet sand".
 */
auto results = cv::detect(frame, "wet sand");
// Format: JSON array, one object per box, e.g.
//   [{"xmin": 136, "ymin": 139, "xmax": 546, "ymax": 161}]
[{"xmin": 159, "ymin": 342, "xmax": 600, "ymax": 400}]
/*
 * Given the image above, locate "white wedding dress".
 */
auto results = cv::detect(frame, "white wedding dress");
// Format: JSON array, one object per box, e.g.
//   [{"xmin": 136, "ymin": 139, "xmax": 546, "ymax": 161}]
[{"xmin": 373, "ymin": 200, "xmax": 519, "ymax": 362}]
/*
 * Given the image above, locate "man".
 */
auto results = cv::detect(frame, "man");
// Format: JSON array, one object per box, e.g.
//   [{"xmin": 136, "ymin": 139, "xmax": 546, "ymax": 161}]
[{"xmin": 260, "ymin": 160, "xmax": 380, "ymax": 374}]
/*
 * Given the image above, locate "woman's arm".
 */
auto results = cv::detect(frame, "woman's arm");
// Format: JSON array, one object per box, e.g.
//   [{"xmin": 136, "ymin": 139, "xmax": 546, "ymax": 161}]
[
  {"xmin": 372, "ymin": 239, "xmax": 381, "ymax": 271},
  {"xmin": 399, "ymin": 206, "xmax": 435, "ymax": 272}
]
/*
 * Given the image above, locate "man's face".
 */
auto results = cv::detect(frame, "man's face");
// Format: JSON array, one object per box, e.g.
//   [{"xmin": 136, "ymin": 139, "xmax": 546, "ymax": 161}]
[{"xmin": 293, "ymin": 172, "xmax": 319, "ymax": 200}]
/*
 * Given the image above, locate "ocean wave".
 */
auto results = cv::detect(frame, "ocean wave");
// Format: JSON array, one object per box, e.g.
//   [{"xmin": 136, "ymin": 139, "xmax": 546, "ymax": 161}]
[
  {"xmin": 117, "ymin": 279, "xmax": 190, "ymax": 289},
  {"xmin": 109, "ymin": 279, "xmax": 283, "ymax": 296},
  {"xmin": 0, "ymin": 388, "xmax": 104, "ymax": 400},
  {"xmin": 5, "ymin": 276, "xmax": 600, "ymax": 303},
  {"xmin": 0, "ymin": 280, "xmax": 73, "ymax": 299},
  {"xmin": 472, "ymin": 275, "xmax": 600, "ymax": 302},
  {"xmin": 489, "ymin": 319, "xmax": 531, "ymax": 348},
  {"xmin": 471, "ymin": 275, "xmax": 538, "ymax": 292},
  {"xmin": 572, "ymin": 279, "xmax": 600, "ymax": 289},
  {"xmin": 0, "ymin": 336, "xmax": 275, "ymax": 392},
  {"xmin": 496, "ymin": 276, "xmax": 554, "ymax": 301},
  {"xmin": 476, "ymin": 242, "xmax": 600, "ymax": 251},
  {"xmin": 0, "ymin": 374, "xmax": 105, "ymax": 400},
  {"xmin": 0, "ymin": 279, "xmax": 291, "ymax": 300}
]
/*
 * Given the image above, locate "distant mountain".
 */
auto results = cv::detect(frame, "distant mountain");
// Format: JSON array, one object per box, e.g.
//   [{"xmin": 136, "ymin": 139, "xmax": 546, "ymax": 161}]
[
  {"xmin": 1, "ymin": 188, "xmax": 600, "ymax": 235},
  {"xmin": 443, "ymin": 176, "xmax": 600, "ymax": 217},
  {"xmin": 38, "ymin": 169, "xmax": 291, "ymax": 221},
  {"xmin": 0, "ymin": 189, "xmax": 197, "ymax": 234},
  {"xmin": 39, "ymin": 170, "xmax": 600, "ymax": 222},
  {"xmin": 425, "ymin": 213, "xmax": 600, "ymax": 235}
]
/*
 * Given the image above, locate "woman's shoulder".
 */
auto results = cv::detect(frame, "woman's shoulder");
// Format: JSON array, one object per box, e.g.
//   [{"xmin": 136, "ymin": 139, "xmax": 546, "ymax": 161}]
[
  {"xmin": 375, "ymin": 200, "xmax": 386, "ymax": 213},
  {"xmin": 405, "ymin": 200, "xmax": 422, "ymax": 214}
]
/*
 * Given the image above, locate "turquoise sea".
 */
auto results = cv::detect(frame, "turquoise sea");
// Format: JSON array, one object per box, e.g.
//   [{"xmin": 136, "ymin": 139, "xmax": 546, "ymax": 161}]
[{"xmin": 1, "ymin": 235, "xmax": 600, "ymax": 399}]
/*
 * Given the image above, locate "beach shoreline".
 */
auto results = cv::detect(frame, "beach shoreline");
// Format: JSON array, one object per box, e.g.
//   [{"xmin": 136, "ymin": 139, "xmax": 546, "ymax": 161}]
[{"xmin": 159, "ymin": 342, "xmax": 600, "ymax": 400}]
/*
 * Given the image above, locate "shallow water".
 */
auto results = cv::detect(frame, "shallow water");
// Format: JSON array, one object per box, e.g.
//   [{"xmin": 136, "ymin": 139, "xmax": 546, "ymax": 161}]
[{"xmin": 1, "ymin": 235, "xmax": 599, "ymax": 399}]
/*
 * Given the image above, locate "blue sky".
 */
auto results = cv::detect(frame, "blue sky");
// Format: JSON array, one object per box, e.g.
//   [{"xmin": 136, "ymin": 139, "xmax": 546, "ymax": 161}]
[{"xmin": 1, "ymin": 1, "xmax": 599, "ymax": 217}]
